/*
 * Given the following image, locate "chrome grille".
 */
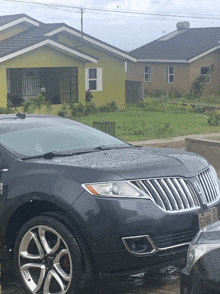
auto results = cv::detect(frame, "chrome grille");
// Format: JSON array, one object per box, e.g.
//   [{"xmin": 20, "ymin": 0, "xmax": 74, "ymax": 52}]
[
  {"xmin": 131, "ymin": 177, "xmax": 200, "ymax": 212},
  {"xmin": 198, "ymin": 168, "xmax": 220, "ymax": 205}
]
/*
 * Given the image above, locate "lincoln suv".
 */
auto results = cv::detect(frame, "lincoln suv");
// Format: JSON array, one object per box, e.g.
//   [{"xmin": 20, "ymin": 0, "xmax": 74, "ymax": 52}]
[{"xmin": 0, "ymin": 113, "xmax": 219, "ymax": 294}]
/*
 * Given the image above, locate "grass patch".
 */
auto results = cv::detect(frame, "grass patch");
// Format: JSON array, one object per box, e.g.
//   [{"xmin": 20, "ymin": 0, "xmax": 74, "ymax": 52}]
[
  {"xmin": 14, "ymin": 98, "xmax": 220, "ymax": 142},
  {"xmin": 75, "ymin": 104, "xmax": 219, "ymax": 142}
]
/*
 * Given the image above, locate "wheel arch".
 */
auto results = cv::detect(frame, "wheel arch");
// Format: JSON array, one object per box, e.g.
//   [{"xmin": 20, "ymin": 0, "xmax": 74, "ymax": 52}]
[{"xmin": 6, "ymin": 199, "xmax": 94, "ymax": 262}]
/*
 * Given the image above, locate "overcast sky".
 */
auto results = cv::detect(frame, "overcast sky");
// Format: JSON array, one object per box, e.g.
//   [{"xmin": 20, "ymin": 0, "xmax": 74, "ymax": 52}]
[{"xmin": 1, "ymin": 0, "xmax": 220, "ymax": 51}]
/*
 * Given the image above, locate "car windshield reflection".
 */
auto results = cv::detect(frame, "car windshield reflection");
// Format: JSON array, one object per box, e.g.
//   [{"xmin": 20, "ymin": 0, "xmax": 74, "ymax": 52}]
[{"xmin": 0, "ymin": 124, "xmax": 128, "ymax": 157}]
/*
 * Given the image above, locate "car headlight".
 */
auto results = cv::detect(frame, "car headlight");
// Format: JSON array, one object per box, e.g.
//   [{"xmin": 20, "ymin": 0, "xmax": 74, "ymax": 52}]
[
  {"xmin": 186, "ymin": 220, "xmax": 220, "ymax": 273},
  {"xmin": 82, "ymin": 181, "xmax": 149, "ymax": 198},
  {"xmin": 186, "ymin": 243, "xmax": 220, "ymax": 273}
]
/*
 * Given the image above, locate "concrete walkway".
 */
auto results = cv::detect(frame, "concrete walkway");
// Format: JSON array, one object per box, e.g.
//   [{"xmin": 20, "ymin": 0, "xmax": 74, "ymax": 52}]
[{"xmin": 129, "ymin": 132, "xmax": 220, "ymax": 149}]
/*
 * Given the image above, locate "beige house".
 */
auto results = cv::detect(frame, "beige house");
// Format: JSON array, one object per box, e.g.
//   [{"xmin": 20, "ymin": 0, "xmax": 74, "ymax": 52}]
[{"xmin": 127, "ymin": 22, "xmax": 220, "ymax": 95}]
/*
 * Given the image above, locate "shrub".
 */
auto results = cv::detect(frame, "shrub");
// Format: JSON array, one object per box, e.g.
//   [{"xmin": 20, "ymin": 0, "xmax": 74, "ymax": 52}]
[
  {"xmin": 22, "ymin": 98, "xmax": 33, "ymax": 113},
  {"xmin": 168, "ymin": 88, "xmax": 181, "ymax": 98},
  {"xmin": 22, "ymin": 94, "xmax": 51, "ymax": 113},
  {"xmin": 84, "ymin": 102, "xmax": 97, "ymax": 115},
  {"xmin": 0, "ymin": 105, "xmax": 14, "ymax": 114},
  {"xmin": 207, "ymin": 110, "xmax": 220, "ymax": 126},
  {"xmin": 57, "ymin": 104, "xmax": 68, "ymax": 117},
  {"xmin": 144, "ymin": 90, "xmax": 165, "ymax": 98},
  {"xmin": 193, "ymin": 103, "xmax": 207, "ymax": 113},
  {"xmin": 99, "ymin": 101, "xmax": 119, "ymax": 112},
  {"xmin": 68, "ymin": 102, "xmax": 84, "ymax": 117},
  {"xmin": 190, "ymin": 65, "xmax": 213, "ymax": 98},
  {"xmin": 85, "ymin": 90, "xmax": 93, "ymax": 103}
]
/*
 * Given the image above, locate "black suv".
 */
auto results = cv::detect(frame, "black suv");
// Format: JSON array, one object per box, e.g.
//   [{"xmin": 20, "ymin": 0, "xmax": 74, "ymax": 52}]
[{"xmin": 0, "ymin": 113, "xmax": 219, "ymax": 294}]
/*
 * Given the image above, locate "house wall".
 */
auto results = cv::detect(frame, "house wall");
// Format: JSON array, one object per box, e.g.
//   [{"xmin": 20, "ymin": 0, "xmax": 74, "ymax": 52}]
[
  {"xmin": 0, "ymin": 68, "xmax": 7, "ymax": 107},
  {"xmin": 85, "ymin": 53, "xmax": 126, "ymax": 109},
  {"xmin": 59, "ymin": 34, "xmax": 126, "ymax": 109},
  {"xmin": 0, "ymin": 46, "xmax": 86, "ymax": 107},
  {"xmin": 190, "ymin": 50, "xmax": 220, "ymax": 95},
  {"xmin": 127, "ymin": 62, "xmax": 190, "ymax": 95},
  {"xmin": 127, "ymin": 49, "xmax": 220, "ymax": 95}
]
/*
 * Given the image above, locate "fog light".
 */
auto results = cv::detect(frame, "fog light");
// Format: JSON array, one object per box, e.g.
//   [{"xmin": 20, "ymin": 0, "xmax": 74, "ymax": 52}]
[{"xmin": 122, "ymin": 235, "xmax": 157, "ymax": 255}]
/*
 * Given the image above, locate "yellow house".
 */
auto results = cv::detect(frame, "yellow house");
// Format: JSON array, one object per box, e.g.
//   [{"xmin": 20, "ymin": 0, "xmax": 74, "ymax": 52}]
[
  {"xmin": 0, "ymin": 14, "xmax": 136, "ymax": 109},
  {"xmin": 127, "ymin": 22, "xmax": 220, "ymax": 96}
]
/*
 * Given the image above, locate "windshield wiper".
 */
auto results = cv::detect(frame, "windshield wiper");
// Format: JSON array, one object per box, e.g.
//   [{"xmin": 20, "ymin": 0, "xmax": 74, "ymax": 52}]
[
  {"xmin": 22, "ymin": 149, "xmax": 99, "ymax": 160},
  {"xmin": 94, "ymin": 144, "xmax": 136, "ymax": 150},
  {"xmin": 22, "ymin": 151, "xmax": 65, "ymax": 160},
  {"xmin": 94, "ymin": 145, "xmax": 111, "ymax": 150},
  {"xmin": 22, "ymin": 144, "xmax": 137, "ymax": 160}
]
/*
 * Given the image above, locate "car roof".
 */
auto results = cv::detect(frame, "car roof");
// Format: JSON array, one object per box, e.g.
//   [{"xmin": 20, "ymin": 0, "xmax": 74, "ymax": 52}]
[
  {"xmin": 0, "ymin": 113, "xmax": 55, "ymax": 120},
  {"xmin": 0, "ymin": 113, "xmax": 80, "ymax": 135}
]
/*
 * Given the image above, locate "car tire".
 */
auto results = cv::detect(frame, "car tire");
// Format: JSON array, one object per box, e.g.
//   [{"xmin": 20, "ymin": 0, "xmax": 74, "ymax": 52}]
[{"xmin": 14, "ymin": 215, "xmax": 87, "ymax": 294}]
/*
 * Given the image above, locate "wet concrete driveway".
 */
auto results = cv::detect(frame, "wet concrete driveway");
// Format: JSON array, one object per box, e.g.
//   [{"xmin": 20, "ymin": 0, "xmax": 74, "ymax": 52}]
[{"xmin": 1, "ymin": 261, "xmax": 184, "ymax": 294}]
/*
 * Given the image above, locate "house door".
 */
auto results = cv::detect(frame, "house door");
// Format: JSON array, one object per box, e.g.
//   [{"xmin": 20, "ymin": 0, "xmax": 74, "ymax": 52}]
[
  {"xmin": 60, "ymin": 67, "xmax": 78, "ymax": 103},
  {"xmin": 22, "ymin": 68, "xmax": 40, "ymax": 99}
]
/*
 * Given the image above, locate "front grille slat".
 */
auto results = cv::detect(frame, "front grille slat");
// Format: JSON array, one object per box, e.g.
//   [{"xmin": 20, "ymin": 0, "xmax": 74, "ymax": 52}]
[
  {"xmin": 203, "ymin": 171, "xmax": 213, "ymax": 202},
  {"xmin": 173, "ymin": 178, "xmax": 190, "ymax": 209},
  {"xmin": 144, "ymin": 180, "xmax": 167, "ymax": 210},
  {"xmin": 199, "ymin": 170, "xmax": 210, "ymax": 203},
  {"xmin": 166, "ymin": 179, "xmax": 184, "ymax": 210},
  {"xmin": 131, "ymin": 168, "xmax": 220, "ymax": 212},
  {"xmin": 152, "ymin": 179, "xmax": 173, "ymax": 211},
  {"xmin": 161, "ymin": 179, "xmax": 180, "ymax": 210},
  {"xmin": 179, "ymin": 179, "xmax": 199, "ymax": 208},
  {"xmin": 206, "ymin": 172, "xmax": 216, "ymax": 201},
  {"xmin": 197, "ymin": 167, "xmax": 219, "ymax": 205}
]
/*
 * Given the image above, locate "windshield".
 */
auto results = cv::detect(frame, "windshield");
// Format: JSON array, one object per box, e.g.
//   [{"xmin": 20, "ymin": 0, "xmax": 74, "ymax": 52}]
[{"xmin": 0, "ymin": 121, "xmax": 128, "ymax": 157}]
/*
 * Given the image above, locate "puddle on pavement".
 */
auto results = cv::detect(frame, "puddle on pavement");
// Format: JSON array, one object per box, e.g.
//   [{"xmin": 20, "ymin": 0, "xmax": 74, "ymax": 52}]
[{"xmin": 1, "ymin": 261, "xmax": 185, "ymax": 294}]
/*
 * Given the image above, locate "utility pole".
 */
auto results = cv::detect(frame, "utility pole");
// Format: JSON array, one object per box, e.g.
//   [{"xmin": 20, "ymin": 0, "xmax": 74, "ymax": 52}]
[{"xmin": 81, "ymin": 8, "xmax": 84, "ymax": 43}]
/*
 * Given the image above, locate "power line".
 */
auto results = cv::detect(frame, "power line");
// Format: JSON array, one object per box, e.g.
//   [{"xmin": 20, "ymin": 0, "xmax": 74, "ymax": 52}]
[{"xmin": 2, "ymin": 0, "xmax": 220, "ymax": 21}]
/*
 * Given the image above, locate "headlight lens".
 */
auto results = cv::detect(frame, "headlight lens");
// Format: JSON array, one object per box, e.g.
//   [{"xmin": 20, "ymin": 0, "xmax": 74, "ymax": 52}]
[
  {"xmin": 82, "ymin": 181, "xmax": 148, "ymax": 198},
  {"xmin": 186, "ymin": 221, "xmax": 220, "ymax": 273},
  {"xmin": 186, "ymin": 243, "xmax": 220, "ymax": 273}
]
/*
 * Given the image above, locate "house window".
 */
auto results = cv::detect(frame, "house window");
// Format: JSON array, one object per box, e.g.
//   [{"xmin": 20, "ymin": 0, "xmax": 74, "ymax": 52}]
[
  {"xmin": 85, "ymin": 68, "xmax": 102, "ymax": 91},
  {"xmin": 166, "ymin": 66, "xmax": 174, "ymax": 83},
  {"xmin": 200, "ymin": 66, "xmax": 210, "ymax": 83},
  {"xmin": 144, "ymin": 65, "xmax": 151, "ymax": 82}
]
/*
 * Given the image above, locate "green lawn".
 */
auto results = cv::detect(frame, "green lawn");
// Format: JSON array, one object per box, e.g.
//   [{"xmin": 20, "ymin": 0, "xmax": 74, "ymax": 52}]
[{"xmin": 74, "ymin": 105, "xmax": 220, "ymax": 142}]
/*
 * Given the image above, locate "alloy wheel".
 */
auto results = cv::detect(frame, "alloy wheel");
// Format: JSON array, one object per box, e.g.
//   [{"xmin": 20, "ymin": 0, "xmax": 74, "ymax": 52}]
[{"xmin": 18, "ymin": 225, "xmax": 72, "ymax": 294}]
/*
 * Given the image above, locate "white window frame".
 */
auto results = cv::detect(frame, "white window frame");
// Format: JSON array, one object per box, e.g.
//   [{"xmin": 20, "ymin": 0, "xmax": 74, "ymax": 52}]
[
  {"xmin": 85, "ymin": 67, "xmax": 102, "ymax": 91},
  {"xmin": 200, "ymin": 66, "xmax": 210, "ymax": 84},
  {"xmin": 166, "ymin": 66, "xmax": 174, "ymax": 83},
  {"xmin": 144, "ymin": 65, "xmax": 151, "ymax": 82}
]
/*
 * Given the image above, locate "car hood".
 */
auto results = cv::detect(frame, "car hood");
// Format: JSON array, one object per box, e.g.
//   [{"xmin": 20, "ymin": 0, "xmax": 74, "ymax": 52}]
[{"xmin": 39, "ymin": 147, "xmax": 208, "ymax": 180}]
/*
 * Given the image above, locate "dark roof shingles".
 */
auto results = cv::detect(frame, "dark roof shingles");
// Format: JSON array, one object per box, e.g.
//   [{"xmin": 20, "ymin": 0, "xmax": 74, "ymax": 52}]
[
  {"xmin": 0, "ymin": 14, "xmax": 133, "ymax": 59},
  {"xmin": 0, "ymin": 23, "xmax": 62, "ymax": 58},
  {"xmin": 130, "ymin": 27, "xmax": 220, "ymax": 61}
]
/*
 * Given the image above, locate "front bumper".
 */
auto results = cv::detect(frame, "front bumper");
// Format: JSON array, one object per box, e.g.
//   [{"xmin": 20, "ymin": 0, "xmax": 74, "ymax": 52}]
[
  {"xmin": 73, "ymin": 191, "xmax": 220, "ymax": 273},
  {"xmin": 95, "ymin": 244, "xmax": 188, "ymax": 274}
]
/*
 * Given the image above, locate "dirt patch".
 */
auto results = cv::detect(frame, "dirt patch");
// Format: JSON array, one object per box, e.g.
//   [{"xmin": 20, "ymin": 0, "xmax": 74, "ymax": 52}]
[
  {"xmin": 143, "ymin": 140, "xmax": 185, "ymax": 149},
  {"xmin": 206, "ymin": 136, "xmax": 220, "ymax": 141},
  {"xmin": 130, "ymin": 132, "xmax": 220, "ymax": 150}
]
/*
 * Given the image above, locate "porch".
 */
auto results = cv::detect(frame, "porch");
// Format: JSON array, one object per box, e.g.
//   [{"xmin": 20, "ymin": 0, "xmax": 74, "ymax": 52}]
[{"xmin": 7, "ymin": 67, "xmax": 78, "ymax": 106}]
